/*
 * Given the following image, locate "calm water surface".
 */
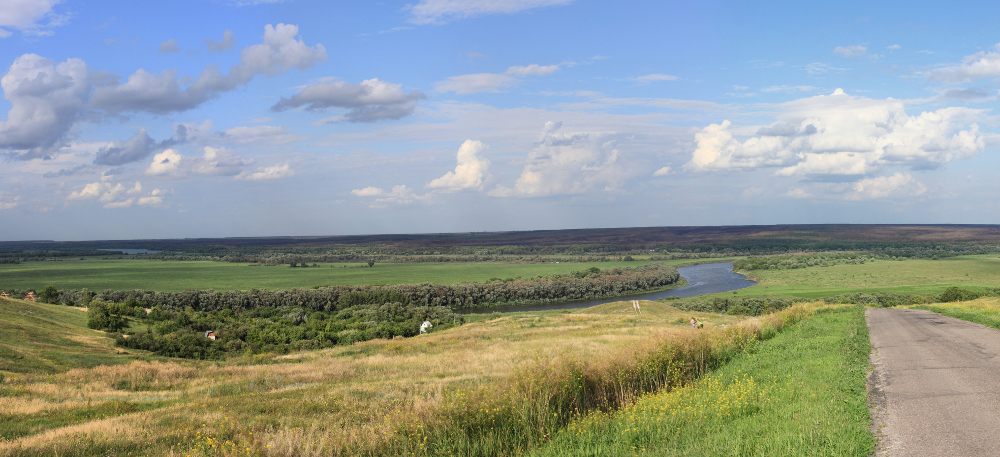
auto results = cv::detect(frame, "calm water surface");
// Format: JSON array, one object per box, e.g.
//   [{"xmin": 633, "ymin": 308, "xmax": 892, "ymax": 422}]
[{"xmin": 459, "ymin": 262, "xmax": 756, "ymax": 314}]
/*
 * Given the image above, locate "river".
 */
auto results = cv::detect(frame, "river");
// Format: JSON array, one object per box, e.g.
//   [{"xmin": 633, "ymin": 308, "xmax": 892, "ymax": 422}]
[{"xmin": 458, "ymin": 262, "xmax": 756, "ymax": 314}]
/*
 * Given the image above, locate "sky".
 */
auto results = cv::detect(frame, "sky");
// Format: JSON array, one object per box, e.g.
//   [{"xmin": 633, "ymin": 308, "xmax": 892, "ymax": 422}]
[{"xmin": 3, "ymin": 0, "xmax": 1000, "ymax": 241}]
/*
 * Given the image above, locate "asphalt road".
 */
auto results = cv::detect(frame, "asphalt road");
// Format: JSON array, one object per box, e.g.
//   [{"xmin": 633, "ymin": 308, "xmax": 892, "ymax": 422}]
[{"xmin": 867, "ymin": 308, "xmax": 1000, "ymax": 456}]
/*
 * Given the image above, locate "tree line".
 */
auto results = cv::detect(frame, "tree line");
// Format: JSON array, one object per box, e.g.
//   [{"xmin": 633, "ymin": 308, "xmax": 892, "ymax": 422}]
[{"xmin": 7, "ymin": 263, "xmax": 681, "ymax": 312}]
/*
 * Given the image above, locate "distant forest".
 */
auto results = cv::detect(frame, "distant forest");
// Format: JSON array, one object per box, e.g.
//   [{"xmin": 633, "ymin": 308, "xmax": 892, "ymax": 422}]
[{"xmin": 3, "ymin": 224, "xmax": 1000, "ymax": 265}]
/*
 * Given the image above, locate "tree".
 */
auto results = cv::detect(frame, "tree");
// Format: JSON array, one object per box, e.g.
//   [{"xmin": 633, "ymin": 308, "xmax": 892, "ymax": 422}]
[
  {"xmin": 40, "ymin": 285, "xmax": 59, "ymax": 304},
  {"xmin": 368, "ymin": 260, "xmax": 375, "ymax": 267}
]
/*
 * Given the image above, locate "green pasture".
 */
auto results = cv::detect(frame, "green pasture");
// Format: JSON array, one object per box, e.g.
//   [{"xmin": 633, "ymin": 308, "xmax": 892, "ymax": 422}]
[
  {"xmin": 736, "ymin": 254, "xmax": 1000, "ymax": 298},
  {"xmin": 0, "ymin": 298, "xmax": 146, "ymax": 374},
  {"xmin": 0, "ymin": 257, "xmax": 734, "ymax": 293}
]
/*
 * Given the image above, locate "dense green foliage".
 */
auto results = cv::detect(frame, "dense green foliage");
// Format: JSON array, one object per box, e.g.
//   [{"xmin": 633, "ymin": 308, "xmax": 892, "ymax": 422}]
[
  {"xmin": 665, "ymin": 294, "xmax": 805, "ymax": 316},
  {"xmin": 113, "ymin": 301, "xmax": 461, "ymax": 359},
  {"xmin": 734, "ymin": 252, "xmax": 897, "ymax": 271},
  {"xmin": 6, "ymin": 263, "xmax": 681, "ymax": 312}
]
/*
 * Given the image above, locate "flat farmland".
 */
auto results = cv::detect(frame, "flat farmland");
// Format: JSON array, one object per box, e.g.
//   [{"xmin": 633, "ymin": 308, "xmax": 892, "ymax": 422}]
[
  {"xmin": 739, "ymin": 254, "xmax": 1000, "ymax": 298},
  {"xmin": 0, "ymin": 258, "xmax": 736, "ymax": 292}
]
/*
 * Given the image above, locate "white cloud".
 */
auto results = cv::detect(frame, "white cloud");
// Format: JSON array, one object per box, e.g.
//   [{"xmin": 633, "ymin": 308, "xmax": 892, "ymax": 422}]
[
  {"xmin": 146, "ymin": 149, "xmax": 183, "ymax": 176},
  {"xmin": 834, "ymin": 44, "xmax": 868, "ymax": 58},
  {"xmin": 205, "ymin": 29, "xmax": 235, "ymax": 51},
  {"xmin": 235, "ymin": 163, "xmax": 294, "ymax": 181},
  {"xmin": 0, "ymin": 54, "xmax": 90, "ymax": 159},
  {"xmin": 686, "ymin": 89, "xmax": 985, "ymax": 177},
  {"xmin": 435, "ymin": 73, "xmax": 518, "ymax": 94},
  {"xmin": 929, "ymin": 43, "xmax": 1000, "ymax": 83},
  {"xmin": 785, "ymin": 188, "xmax": 811, "ymax": 198},
  {"xmin": 350, "ymin": 186, "xmax": 384, "ymax": 197},
  {"xmin": 158, "ymin": 39, "xmax": 179, "ymax": 53},
  {"xmin": 272, "ymin": 78, "xmax": 425, "ymax": 122},
  {"xmin": 652, "ymin": 166, "xmax": 671, "ymax": 176},
  {"xmin": 350, "ymin": 184, "xmax": 428, "ymax": 207},
  {"xmin": 427, "ymin": 140, "xmax": 491, "ymax": 191},
  {"xmin": 436, "ymin": 63, "xmax": 564, "ymax": 95},
  {"xmin": 91, "ymin": 23, "xmax": 327, "ymax": 114},
  {"xmin": 506, "ymin": 64, "xmax": 561, "ymax": 76},
  {"xmin": 0, "ymin": 24, "xmax": 324, "ymax": 161},
  {"xmin": 633, "ymin": 74, "xmax": 679, "ymax": 83},
  {"xmin": 848, "ymin": 172, "xmax": 926, "ymax": 200},
  {"xmin": 489, "ymin": 122, "xmax": 626, "ymax": 197},
  {"xmin": 0, "ymin": 0, "xmax": 64, "ymax": 37},
  {"xmin": 146, "ymin": 146, "xmax": 253, "ymax": 177},
  {"xmin": 732, "ymin": 85, "xmax": 750, "ymax": 91},
  {"xmin": 407, "ymin": 0, "xmax": 573, "ymax": 24},
  {"xmin": 887, "ymin": 44, "xmax": 901, "ymax": 51},
  {"xmin": 68, "ymin": 179, "xmax": 147, "ymax": 208}
]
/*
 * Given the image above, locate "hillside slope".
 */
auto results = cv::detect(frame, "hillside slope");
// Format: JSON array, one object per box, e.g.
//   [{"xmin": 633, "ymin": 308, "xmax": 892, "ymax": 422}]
[{"xmin": 0, "ymin": 298, "xmax": 144, "ymax": 374}]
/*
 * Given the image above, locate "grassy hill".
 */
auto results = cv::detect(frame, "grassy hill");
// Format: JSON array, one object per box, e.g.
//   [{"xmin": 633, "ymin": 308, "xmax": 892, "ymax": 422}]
[{"xmin": 0, "ymin": 297, "xmax": 145, "ymax": 374}]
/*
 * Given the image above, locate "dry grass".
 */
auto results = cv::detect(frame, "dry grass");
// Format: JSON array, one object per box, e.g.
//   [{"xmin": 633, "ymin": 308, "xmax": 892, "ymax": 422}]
[{"xmin": 2, "ymin": 300, "xmax": 737, "ymax": 456}]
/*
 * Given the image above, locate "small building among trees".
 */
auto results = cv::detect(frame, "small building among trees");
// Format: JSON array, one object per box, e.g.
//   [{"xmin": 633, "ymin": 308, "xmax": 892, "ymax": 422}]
[
  {"xmin": 24, "ymin": 292, "xmax": 36, "ymax": 302},
  {"xmin": 204, "ymin": 330, "xmax": 217, "ymax": 341}
]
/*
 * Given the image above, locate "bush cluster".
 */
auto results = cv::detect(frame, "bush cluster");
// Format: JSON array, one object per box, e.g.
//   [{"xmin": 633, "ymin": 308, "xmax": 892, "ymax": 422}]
[{"xmin": 103, "ymin": 299, "xmax": 461, "ymax": 359}]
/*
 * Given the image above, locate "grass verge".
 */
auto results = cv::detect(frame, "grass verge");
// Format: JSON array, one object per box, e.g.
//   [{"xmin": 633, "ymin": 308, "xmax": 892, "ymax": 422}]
[{"xmin": 531, "ymin": 305, "xmax": 874, "ymax": 456}]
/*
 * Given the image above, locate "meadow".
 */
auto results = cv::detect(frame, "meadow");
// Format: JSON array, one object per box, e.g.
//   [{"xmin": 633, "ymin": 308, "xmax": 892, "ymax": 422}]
[
  {"xmin": 0, "ymin": 296, "xmax": 817, "ymax": 456},
  {"xmin": 0, "ymin": 258, "xmax": 740, "ymax": 293},
  {"xmin": 736, "ymin": 254, "xmax": 1000, "ymax": 298}
]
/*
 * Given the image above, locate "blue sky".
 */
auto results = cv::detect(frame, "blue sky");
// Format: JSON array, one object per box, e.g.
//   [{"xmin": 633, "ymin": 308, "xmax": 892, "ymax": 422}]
[{"xmin": 2, "ymin": 0, "xmax": 1000, "ymax": 241}]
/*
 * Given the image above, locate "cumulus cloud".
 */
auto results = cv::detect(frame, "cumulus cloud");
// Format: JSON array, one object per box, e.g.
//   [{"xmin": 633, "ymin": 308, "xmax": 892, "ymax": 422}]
[
  {"xmin": 489, "ymin": 122, "xmax": 625, "ymax": 197},
  {"xmin": 0, "ymin": 54, "xmax": 90, "ymax": 159},
  {"xmin": 652, "ymin": 166, "xmax": 671, "ymax": 176},
  {"xmin": 235, "ymin": 163, "xmax": 294, "ymax": 181},
  {"xmin": 146, "ymin": 146, "xmax": 252, "ymax": 177},
  {"xmin": 407, "ymin": 0, "xmax": 573, "ymax": 24},
  {"xmin": 686, "ymin": 89, "xmax": 985, "ymax": 177},
  {"xmin": 887, "ymin": 44, "xmax": 901, "ymax": 51},
  {"xmin": 848, "ymin": 172, "xmax": 927, "ymax": 200},
  {"xmin": 350, "ymin": 184, "xmax": 428, "ymax": 207},
  {"xmin": 205, "ymin": 29, "xmax": 235, "ymax": 51},
  {"xmin": 146, "ymin": 149, "xmax": 183, "ymax": 176},
  {"xmin": 91, "ymin": 23, "xmax": 327, "ymax": 114},
  {"xmin": 427, "ymin": 140, "xmax": 491, "ymax": 191},
  {"xmin": 435, "ymin": 73, "xmax": 518, "ymax": 94},
  {"xmin": 929, "ymin": 44, "xmax": 1000, "ymax": 83},
  {"xmin": 0, "ymin": 24, "xmax": 324, "ymax": 160},
  {"xmin": 158, "ymin": 39, "xmax": 179, "ymax": 53},
  {"xmin": 68, "ymin": 179, "xmax": 153, "ymax": 208},
  {"xmin": 272, "ymin": 78, "xmax": 425, "ymax": 122},
  {"xmin": 0, "ymin": 0, "xmax": 64, "ymax": 37}
]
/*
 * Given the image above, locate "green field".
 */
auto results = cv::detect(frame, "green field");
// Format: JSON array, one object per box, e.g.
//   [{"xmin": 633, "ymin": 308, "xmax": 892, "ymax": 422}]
[
  {"xmin": 737, "ymin": 255, "xmax": 1000, "ymax": 298},
  {"xmin": 0, "ymin": 257, "xmax": 739, "ymax": 293}
]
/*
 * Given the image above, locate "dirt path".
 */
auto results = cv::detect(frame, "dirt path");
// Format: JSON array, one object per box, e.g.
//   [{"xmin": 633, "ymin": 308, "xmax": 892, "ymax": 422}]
[{"xmin": 867, "ymin": 308, "xmax": 1000, "ymax": 456}]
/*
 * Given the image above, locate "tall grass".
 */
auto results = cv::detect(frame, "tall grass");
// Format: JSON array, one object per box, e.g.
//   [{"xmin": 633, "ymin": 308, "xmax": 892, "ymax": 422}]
[
  {"xmin": 374, "ymin": 304, "xmax": 814, "ymax": 456},
  {"xmin": 532, "ymin": 305, "xmax": 873, "ymax": 456}
]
